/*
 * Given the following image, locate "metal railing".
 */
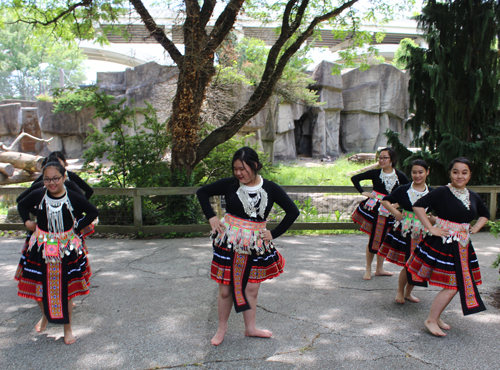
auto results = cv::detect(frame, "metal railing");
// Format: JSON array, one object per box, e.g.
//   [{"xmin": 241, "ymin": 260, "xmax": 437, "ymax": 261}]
[{"xmin": 0, "ymin": 185, "xmax": 497, "ymax": 234}]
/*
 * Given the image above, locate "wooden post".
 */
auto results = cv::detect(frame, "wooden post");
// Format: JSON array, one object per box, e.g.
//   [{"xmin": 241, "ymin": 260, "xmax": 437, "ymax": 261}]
[
  {"xmin": 133, "ymin": 191, "xmax": 143, "ymax": 231},
  {"xmin": 489, "ymin": 189, "xmax": 498, "ymax": 220}
]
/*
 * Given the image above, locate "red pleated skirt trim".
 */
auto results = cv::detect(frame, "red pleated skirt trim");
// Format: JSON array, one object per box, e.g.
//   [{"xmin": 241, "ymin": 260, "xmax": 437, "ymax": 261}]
[{"xmin": 210, "ymin": 243, "xmax": 285, "ymax": 285}]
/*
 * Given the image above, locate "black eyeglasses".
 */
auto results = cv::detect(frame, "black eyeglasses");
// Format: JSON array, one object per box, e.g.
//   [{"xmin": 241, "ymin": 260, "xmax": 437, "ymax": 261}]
[
  {"xmin": 378, "ymin": 156, "xmax": 391, "ymax": 161},
  {"xmin": 43, "ymin": 176, "xmax": 63, "ymax": 184}
]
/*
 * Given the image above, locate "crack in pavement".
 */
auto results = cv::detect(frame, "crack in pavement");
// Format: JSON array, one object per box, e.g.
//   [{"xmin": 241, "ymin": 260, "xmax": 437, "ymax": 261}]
[
  {"xmin": 123, "ymin": 244, "xmax": 171, "ymax": 269},
  {"xmin": 0, "ymin": 306, "xmax": 33, "ymax": 325},
  {"xmin": 385, "ymin": 339, "xmax": 443, "ymax": 369}
]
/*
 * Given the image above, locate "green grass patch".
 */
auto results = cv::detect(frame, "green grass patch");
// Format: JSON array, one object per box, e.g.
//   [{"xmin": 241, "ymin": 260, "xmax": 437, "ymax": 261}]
[{"xmin": 266, "ymin": 156, "xmax": 374, "ymax": 186}]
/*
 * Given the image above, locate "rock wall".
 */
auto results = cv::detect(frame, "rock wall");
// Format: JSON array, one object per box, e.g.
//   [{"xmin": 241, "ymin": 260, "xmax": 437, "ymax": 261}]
[
  {"xmin": 0, "ymin": 61, "xmax": 412, "ymax": 161},
  {"xmin": 340, "ymin": 63, "xmax": 411, "ymax": 152},
  {"xmin": 303, "ymin": 61, "xmax": 411, "ymax": 159}
]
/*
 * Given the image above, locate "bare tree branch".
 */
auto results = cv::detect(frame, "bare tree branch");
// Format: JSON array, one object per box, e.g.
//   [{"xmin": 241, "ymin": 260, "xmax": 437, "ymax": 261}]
[
  {"xmin": 1, "ymin": 132, "xmax": 53, "ymax": 151},
  {"xmin": 12, "ymin": 0, "xmax": 92, "ymax": 26},
  {"xmin": 195, "ymin": 0, "xmax": 359, "ymax": 164},
  {"xmin": 129, "ymin": 0, "xmax": 184, "ymax": 66},
  {"xmin": 200, "ymin": 0, "xmax": 217, "ymax": 28},
  {"xmin": 203, "ymin": 0, "xmax": 246, "ymax": 56}
]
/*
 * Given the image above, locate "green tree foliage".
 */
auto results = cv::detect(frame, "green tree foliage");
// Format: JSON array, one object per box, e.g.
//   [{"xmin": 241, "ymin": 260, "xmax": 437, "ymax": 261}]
[
  {"xmin": 194, "ymin": 130, "xmax": 273, "ymax": 186},
  {"xmin": 82, "ymin": 91, "xmax": 171, "ymax": 188},
  {"xmin": 391, "ymin": 37, "xmax": 419, "ymax": 70},
  {"xmin": 1, "ymin": 0, "xmax": 414, "ymax": 178},
  {"xmin": 0, "ymin": 17, "xmax": 87, "ymax": 100},
  {"xmin": 387, "ymin": 0, "xmax": 500, "ymax": 185}
]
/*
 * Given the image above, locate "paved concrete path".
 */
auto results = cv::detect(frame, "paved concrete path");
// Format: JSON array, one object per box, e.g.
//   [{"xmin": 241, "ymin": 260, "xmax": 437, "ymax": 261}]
[{"xmin": 1, "ymin": 233, "xmax": 500, "ymax": 370}]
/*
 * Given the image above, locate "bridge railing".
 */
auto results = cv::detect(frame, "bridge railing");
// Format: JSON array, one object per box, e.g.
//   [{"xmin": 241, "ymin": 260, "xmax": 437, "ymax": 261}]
[{"xmin": 0, "ymin": 185, "xmax": 497, "ymax": 234}]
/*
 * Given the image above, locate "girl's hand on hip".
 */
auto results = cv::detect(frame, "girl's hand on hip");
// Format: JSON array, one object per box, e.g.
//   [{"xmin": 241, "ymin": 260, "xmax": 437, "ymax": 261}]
[
  {"xmin": 429, "ymin": 226, "xmax": 449, "ymax": 237},
  {"xmin": 25, "ymin": 220, "xmax": 36, "ymax": 232},
  {"xmin": 209, "ymin": 216, "xmax": 225, "ymax": 234},
  {"xmin": 261, "ymin": 230, "xmax": 273, "ymax": 241}
]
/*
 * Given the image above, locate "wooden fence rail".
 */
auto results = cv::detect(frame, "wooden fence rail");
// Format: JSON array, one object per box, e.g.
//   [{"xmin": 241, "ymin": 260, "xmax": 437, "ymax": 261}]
[{"xmin": 0, "ymin": 185, "xmax": 497, "ymax": 234}]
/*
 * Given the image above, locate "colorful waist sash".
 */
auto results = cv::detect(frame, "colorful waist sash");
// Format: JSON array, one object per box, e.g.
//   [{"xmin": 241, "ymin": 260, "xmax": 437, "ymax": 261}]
[
  {"xmin": 212, "ymin": 214, "xmax": 272, "ymax": 255},
  {"xmin": 29, "ymin": 227, "xmax": 82, "ymax": 263},
  {"xmin": 394, "ymin": 210, "xmax": 426, "ymax": 239},
  {"xmin": 365, "ymin": 191, "xmax": 390, "ymax": 217},
  {"xmin": 434, "ymin": 218, "xmax": 470, "ymax": 248},
  {"xmin": 432, "ymin": 218, "xmax": 484, "ymax": 315}
]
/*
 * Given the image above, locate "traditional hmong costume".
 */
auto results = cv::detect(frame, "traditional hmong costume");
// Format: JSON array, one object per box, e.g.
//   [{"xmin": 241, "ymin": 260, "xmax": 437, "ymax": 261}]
[
  {"xmin": 406, "ymin": 185, "xmax": 490, "ymax": 315},
  {"xmin": 197, "ymin": 176, "xmax": 299, "ymax": 313},
  {"xmin": 15, "ymin": 187, "xmax": 98, "ymax": 324},
  {"xmin": 351, "ymin": 169, "xmax": 409, "ymax": 253},
  {"xmin": 16, "ymin": 173, "xmax": 96, "ymax": 262},
  {"xmin": 378, "ymin": 183, "xmax": 433, "ymax": 286}
]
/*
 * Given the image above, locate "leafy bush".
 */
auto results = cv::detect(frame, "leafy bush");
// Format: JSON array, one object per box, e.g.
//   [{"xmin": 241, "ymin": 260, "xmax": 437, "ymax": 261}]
[
  {"xmin": 490, "ymin": 220, "xmax": 500, "ymax": 273},
  {"xmin": 194, "ymin": 131, "xmax": 274, "ymax": 185},
  {"xmin": 83, "ymin": 91, "xmax": 171, "ymax": 188},
  {"xmin": 52, "ymin": 87, "xmax": 96, "ymax": 114},
  {"xmin": 36, "ymin": 94, "xmax": 54, "ymax": 102}
]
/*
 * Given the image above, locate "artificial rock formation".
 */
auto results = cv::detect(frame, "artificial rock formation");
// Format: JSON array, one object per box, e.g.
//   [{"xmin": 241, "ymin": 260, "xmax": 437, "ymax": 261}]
[
  {"xmin": 340, "ymin": 63, "xmax": 411, "ymax": 152},
  {"xmin": 0, "ymin": 61, "xmax": 412, "ymax": 162}
]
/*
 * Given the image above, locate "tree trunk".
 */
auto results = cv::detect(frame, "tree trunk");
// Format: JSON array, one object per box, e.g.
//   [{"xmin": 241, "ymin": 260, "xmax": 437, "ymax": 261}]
[
  {"xmin": 169, "ymin": 56, "xmax": 215, "ymax": 177},
  {"xmin": 0, "ymin": 152, "xmax": 44, "ymax": 173}
]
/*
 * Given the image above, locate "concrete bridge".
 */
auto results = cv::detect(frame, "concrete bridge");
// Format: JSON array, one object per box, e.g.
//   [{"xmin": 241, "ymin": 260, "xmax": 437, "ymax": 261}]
[{"xmin": 79, "ymin": 17, "xmax": 424, "ymax": 68}]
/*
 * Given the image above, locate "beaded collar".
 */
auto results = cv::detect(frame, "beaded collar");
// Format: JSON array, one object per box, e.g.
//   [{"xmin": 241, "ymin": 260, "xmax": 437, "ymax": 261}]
[
  {"xmin": 380, "ymin": 169, "xmax": 398, "ymax": 193},
  {"xmin": 447, "ymin": 184, "xmax": 470, "ymax": 210},
  {"xmin": 38, "ymin": 187, "xmax": 75, "ymax": 233},
  {"xmin": 407, "ymin": 182, "xmax": 429, "ymax": 205},
  {"xmin": 236, "ymin": 176, "xmax": 268, "ymax": 218}
]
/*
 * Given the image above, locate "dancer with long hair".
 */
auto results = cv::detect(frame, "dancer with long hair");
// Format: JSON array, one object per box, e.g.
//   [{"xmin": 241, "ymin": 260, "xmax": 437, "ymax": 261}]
[
  {"xmin": 197, "ymin": 147, "xmax": 299, "ymax": 345},
  {"xmin": 351, "ymin": 148, "xmax": 410, "ymax": 280},
  {"xmin": 15, "ymin": 161, "xmax": 98, "ymax": 344},
  {"xmin": 406, "ymin": 157, "xmax": 489, "ymax": 336},
  {"xmin": 378, "ymin": 159, "xmax": 434, "ymax": 303}
]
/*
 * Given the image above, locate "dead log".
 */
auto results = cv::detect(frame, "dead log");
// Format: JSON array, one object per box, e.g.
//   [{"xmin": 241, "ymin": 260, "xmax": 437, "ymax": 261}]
[
  {"xmin": 0, "ymin": 170, "xmax": 40, "ymax": 185},
  {"xmin": 348, "ymin": 153, "xmax": 377, "ymax": 162},
  {"xmin": 0, "ymin": 152, "xmax": 44, "ymax": 173},
  {"xmin": 346, "ymin": 162, "xmax": 380, "ymax": 177},
  {"xmin": 0, "ymin": 163, "xmax": 15, "ymax": 177}
]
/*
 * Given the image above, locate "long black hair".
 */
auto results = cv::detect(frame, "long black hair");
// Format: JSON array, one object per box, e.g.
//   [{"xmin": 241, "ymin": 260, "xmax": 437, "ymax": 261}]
[{"xmin": 232, "ymin": 147, "xmax": 263, "ymax": 177}]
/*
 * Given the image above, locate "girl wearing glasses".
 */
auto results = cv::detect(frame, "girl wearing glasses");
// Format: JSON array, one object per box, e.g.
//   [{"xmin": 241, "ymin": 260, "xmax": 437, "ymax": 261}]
[
  {"xmin": 197, "ymin": 147, "xmax": 299, "ymax": 345},
  {"xmin": 406, "ymin": 158, "xmax": 489, "ymax": 336},
  {"xmin": 15, "ymin": 161, "xmax": 98, "ymax": 344},
  {"xmin": 16, "ymin": 152, "xmax": 96, "ymax": 293},
  {"xmin": 351, "ymin": 147, "xmax": 410, "ymax": 280},
  {"xmin": 378, "ymin": 159, "xmax": 434, "ymax": 303},
  {"xmin": 21, "ymin": 151, "xmax": 94, "ymax": 200}
]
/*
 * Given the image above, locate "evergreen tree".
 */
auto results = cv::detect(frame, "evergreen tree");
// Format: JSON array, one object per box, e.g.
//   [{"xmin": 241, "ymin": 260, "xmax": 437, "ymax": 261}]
[{"xmin": 387, "ymin": 0, "xmax": 500, "ymax": 185}]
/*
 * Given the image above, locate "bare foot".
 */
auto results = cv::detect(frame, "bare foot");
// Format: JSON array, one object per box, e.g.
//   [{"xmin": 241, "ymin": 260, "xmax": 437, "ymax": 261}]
[
  {"xmin": 404, "ymin": 294, "xmax": 420, "ymax": 303},
  {"xmin": 73, "ymin": 302, "xmax": 76, "ymax": 308},
  {"xmin": 437, "ymin": 318, "xmax": 451, "ymax": 330},
  {"xmin": 211, "ymin": 327, "xmax": 227, "ymax": 346},
  {"xmin": 375, "ymin": 270, "xmax": 394, "ymax": 276},
  {"xmin": 395, "ymin": 292, "xmax": 405, "ymax": 304},
  {"xmin": 35, "ymin": 316, "xmax": 48, "ymax": 332},
  {"xmin": 64, "ymin": 331, "xmax": 76, "ymax": 345},
  {"xmin": 245, "ymin": 328, "xmax": 272, "ymax": 338},
  {"xmin": 363, "ymin": 271, "xmax": 372, "ymax": 280},
  {"xmin": 424, "ymin": 320, "xmax": 446, "ymax": 337}
]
